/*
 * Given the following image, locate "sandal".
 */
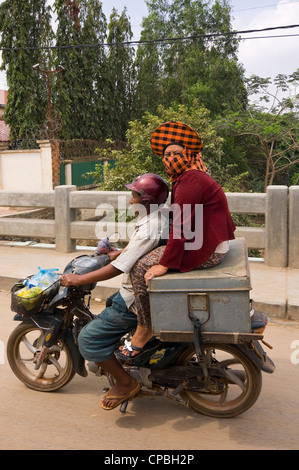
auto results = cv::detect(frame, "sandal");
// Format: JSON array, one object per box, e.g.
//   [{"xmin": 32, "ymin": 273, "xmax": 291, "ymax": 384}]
[
  {"xmin": 116, "ymin": 338, "xmax": 159, "ymax": 362},
  {"xmin": 100, "ymin": 382, "xmax": 141, "ymax": 411}
]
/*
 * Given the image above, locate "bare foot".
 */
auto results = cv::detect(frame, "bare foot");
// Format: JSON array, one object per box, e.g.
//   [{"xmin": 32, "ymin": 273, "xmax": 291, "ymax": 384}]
[
  {"xmin": 121, "ymin": 325, "xmax": 154, "ymax": 357},
  {"xmin": 101, "ymin": 379, "xmax": 139, "ymax": 410}
]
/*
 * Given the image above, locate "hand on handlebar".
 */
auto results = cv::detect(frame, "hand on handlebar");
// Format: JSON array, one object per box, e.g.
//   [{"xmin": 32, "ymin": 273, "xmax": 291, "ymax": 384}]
[
  {"xmin": 107, "ymin": 249, "xmax": 123, "ymax": 261},
  {"xmin": 60, "ymin": 273, "xmax": 81, "ymax": 287}
]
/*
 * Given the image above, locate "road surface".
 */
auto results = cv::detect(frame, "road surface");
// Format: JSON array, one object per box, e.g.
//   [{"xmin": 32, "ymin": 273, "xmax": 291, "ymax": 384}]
[{"xmin": 0, "ymin": 288, "xmax": 299, "ymax": 451}]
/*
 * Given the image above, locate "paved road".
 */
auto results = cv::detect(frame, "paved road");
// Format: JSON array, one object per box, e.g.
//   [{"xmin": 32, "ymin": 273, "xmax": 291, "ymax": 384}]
[{"xmin": 1, "ymin": 288, "xmax": 299, "ymax": 451}]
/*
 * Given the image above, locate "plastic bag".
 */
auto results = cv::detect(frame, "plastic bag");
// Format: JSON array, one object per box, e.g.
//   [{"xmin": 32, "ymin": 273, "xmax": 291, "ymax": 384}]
[
  {"xmin": 12, "ymin": 269, "xmax": 60, "ymax": 315},
  {"xmin": 17, "ymin": 286, "xmax": 43, "ymax": 298},
  {"xmin": 24, "ymin": 267, "xmax": 59, "ymax": 290}
]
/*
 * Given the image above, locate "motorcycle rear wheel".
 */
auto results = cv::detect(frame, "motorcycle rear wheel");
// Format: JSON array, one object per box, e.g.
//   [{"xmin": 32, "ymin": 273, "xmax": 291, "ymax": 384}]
[
  {"xmin": 176, "ymin": 343, "xmax": 262, "ymax": 418},
  {"xmin": 7, "ymin": 323, "xmax": 75, "ymax": 392}
]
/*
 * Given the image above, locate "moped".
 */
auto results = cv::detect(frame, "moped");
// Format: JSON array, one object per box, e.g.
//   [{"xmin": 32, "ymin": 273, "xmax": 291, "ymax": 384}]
[{"xmin": 7, "ymin": 239, "xmax": 275, "ymax": 418}]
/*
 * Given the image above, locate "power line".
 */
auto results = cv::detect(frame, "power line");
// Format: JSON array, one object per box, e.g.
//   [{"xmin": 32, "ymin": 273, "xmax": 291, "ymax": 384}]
[
  {"xmin": 233, "ymin": 1, "xmax": 299, "ymax": 13},
  {"xmin": 1, "ymin": 23, "xmax": 299, "ymax": 51},
  {"xmin": 240, "ymin": 33, "xmax": 299, "ymax": 40}
]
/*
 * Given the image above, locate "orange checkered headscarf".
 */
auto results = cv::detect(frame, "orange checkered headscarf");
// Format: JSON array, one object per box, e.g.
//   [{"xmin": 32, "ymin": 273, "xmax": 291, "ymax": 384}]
[
  {"xmin": 163, "ymin": 147, "xmax": 207, "ymax": 182},
  {"xmin": 150, "ymin": 121, "xmax": 207, "ymax": 182}
]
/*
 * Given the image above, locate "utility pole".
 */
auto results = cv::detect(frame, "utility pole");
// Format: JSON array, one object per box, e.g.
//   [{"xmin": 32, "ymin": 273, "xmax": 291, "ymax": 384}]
[{"xmin": 33, "ymin": 64, "xmax": 64, "ymax": 140}]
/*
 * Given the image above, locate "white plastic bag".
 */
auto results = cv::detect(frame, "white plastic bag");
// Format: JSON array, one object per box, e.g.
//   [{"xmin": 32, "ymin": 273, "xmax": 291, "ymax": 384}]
[{"xmin": 24, "ymin": 267, "xmax": 59, "ymax": 290}]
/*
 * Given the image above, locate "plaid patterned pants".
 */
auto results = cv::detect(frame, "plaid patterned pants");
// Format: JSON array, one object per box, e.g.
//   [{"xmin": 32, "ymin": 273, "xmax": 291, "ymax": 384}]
[{"xmin": 130, "ymin": 246, "xmax": 225, "ymax": 329}]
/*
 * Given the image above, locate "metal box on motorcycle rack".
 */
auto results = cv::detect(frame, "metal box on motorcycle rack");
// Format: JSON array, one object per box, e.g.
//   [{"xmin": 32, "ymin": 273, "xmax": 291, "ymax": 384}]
[{"xmin": 148, "ymin": 238, "xmax": 252, "ymax": 339}]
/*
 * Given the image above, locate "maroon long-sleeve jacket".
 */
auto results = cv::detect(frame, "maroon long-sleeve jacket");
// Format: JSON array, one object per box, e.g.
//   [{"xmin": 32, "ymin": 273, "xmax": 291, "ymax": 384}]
[{"xmin": 159, "ymin": 170, "xmax": 236, "ymax": 272}]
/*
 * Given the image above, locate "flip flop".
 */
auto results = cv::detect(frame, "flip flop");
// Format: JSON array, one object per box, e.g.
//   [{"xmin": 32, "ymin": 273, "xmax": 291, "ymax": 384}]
[
  {"xmin": 100, "ymin": 382, "xmax": 141, "ymax": 411},
  {"xmin": 116, "ymin": 338, "xmax": 159, "ymax": 362}
]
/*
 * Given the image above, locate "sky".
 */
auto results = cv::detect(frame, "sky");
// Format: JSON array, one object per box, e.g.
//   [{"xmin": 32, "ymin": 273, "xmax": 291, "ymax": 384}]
[
  {"xmin": 0, "ymin": 0, "xmax": 298, "ymax": 94},
  {"xmin": 100, "ymin": 0, "xmax": 299, "ymax": 79}
]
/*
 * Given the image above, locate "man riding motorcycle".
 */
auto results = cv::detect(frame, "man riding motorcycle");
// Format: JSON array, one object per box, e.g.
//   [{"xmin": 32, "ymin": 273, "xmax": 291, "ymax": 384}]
[{"xmin": 60, "ymin": 173, "xmax": 169, "ymax": 410}]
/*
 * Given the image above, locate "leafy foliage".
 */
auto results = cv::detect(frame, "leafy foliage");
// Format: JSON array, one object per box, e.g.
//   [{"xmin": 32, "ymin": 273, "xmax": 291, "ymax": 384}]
[
  {"xmin": 105, "ymin": 8, "xmax": 136, "ymax": 140},
  {"xmin": 135, "ymin": 0, "xmax": 247, "ymax": 117},
  {"xmin": 53, "ymin": 0, "xmax": 108, "ymax": 140},
  {"xmin": 0, "ymin": 0, "xmax": 54, "ymax": 145},
  {"xmin": 88, "ymin": 103, "xmax": 223, "ymax": 190},
  {"xmin": 216, "ymin": 72, "xmax": 299, "ymax": 191},
  {"xmin": 0, "ymin": 1, "xmax": 298, "ymax": 191}
]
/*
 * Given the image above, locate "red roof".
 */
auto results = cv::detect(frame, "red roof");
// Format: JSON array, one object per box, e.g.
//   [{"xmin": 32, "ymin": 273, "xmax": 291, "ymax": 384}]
[{"xmin": 0, "ymin": 90, "xmax": 8, "ymax": 105}]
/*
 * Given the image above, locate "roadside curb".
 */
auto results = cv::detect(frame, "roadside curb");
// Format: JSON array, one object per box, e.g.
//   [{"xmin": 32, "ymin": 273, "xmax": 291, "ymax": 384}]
[
  {"xmin": 0, "ymin": 244, "xmax": 298, "ymax": 321},
  {"xmin": 249, "ymin": 262, "xmax": 299, "ymax": 321}
]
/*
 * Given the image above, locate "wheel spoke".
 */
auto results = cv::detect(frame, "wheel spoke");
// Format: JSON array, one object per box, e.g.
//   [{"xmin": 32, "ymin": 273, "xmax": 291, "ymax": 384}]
[
  {"xmin": 21, "ymin": 357, "xmax": 35, "ymax": 363},
  {"xmin": 223, "ymin": 369, "xmax": 246, "ymax": 391},
  {"xmin": 49, "ymin": 356, "xmax": 62, "ymax": 373},
  {"xmin": 22, "ymin": 335, "xmax": 37, "ymax": 354},
  {"xmin": 36, "ymin": 362, "xmax": 48, "ymax": 379},
  {"xmin": 8, "ymin": 324, "xmax": 75, "ymax": 392},
  {"xmin": 177, "ymin": 343, "xmax": 262, "ymax": 417},
  {"xmin": 218, "ymin": 387, "xmax": 228, "ymax": 404}
]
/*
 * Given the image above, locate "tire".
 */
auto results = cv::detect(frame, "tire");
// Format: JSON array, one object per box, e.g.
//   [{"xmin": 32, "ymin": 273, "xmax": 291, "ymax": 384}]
[
  {"xmin": 7, "ymin": 323, "xmax": 76, "ymax": 392},
  {"xmin": 176, "ymin": 343, "xmax": 262, "ymax": 418}
]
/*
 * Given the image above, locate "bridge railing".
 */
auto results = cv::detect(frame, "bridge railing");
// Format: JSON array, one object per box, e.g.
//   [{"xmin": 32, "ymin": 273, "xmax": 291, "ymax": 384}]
[{"xmin": 0, "ymin": 185, "xmax": 298, "ymax": 268}]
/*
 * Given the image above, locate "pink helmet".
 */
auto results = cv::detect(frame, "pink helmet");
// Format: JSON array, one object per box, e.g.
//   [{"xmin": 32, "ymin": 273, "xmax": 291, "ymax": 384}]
[{"xmin": 125, "ymin": 173, "xmax": 169, "ymax": 206}]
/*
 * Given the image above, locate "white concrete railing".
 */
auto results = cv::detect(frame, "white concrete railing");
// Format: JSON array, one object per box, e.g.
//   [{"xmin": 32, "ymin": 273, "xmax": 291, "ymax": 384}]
[{"xmin": 0, "ymin": 185, "xmax": 298, "ymax": 268}]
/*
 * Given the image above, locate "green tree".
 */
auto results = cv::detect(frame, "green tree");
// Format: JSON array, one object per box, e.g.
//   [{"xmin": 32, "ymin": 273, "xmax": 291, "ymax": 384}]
[
  {"xmin": 216, "ymin": 71, "xmax": 299, "ymax": 191},
  {"xmin": 105, "ymin": 7, "xmax": 136, "ymax": 140},
  {"xmin": 53, "ymin": 0, "xmax": 107, "ymax": 140},
  {"xmin": 135, "ymin": 0, "xmax": 246, "ymax": 117},
  {"xmin": 77, "ymin": 0, "xmax": 108, "ymax": 139},
  {"xmin": 89, "ymin": 103, "xmax": 223, "ymax": 191},
  {"xmin": 0, "ymin": 0, "xmax": 54, "ymax": 146},
  {"xmin": 133, "ymin": 0, "xmax": 167, "ymax": 117}
]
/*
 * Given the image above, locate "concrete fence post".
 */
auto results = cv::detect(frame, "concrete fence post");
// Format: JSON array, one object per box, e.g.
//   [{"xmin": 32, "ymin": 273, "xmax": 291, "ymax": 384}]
[
  {"xmin": 55, "ymin": 185, "xmax": 76, "ymax": 252},
  {"xmin": 37, "ymin": 140, "xmax": 53, "ymax": 191},
  {"xmin": 265, "ymin": 185, "xmax": 288, "ymax": 267},
  {"xmin": 289, "ymin": 186, "xmax": 299, "ymax": 268},
  {"xmin": 61, "ymin": 160, "xmax": 73, "ymax": 185}
]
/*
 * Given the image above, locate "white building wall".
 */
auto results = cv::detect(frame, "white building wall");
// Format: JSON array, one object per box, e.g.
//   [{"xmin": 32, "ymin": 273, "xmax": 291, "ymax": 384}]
[{"xmin": 0, "ymin": 141, "xmax": 53, "ymax": 191}]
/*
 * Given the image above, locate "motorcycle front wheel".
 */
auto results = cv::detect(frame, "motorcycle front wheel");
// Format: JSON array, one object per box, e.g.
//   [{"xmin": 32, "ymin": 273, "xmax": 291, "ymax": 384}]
[
  {"xmin": 176, "ymin": 343, "xmax": 262, "ymax": 418},
  {"xmin": 7, "ymin": 323, "xmax": 75, "ymax": 392}
]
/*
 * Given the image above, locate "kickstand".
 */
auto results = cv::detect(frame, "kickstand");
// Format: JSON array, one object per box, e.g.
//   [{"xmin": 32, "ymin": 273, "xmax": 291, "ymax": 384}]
[
  {"xmin": 120, "ymin": 400, "xmax": 129, "ymax": 413},
  {"xmin": 119, "ymin": 388, "xmax": 143, "ymax": 413}
]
